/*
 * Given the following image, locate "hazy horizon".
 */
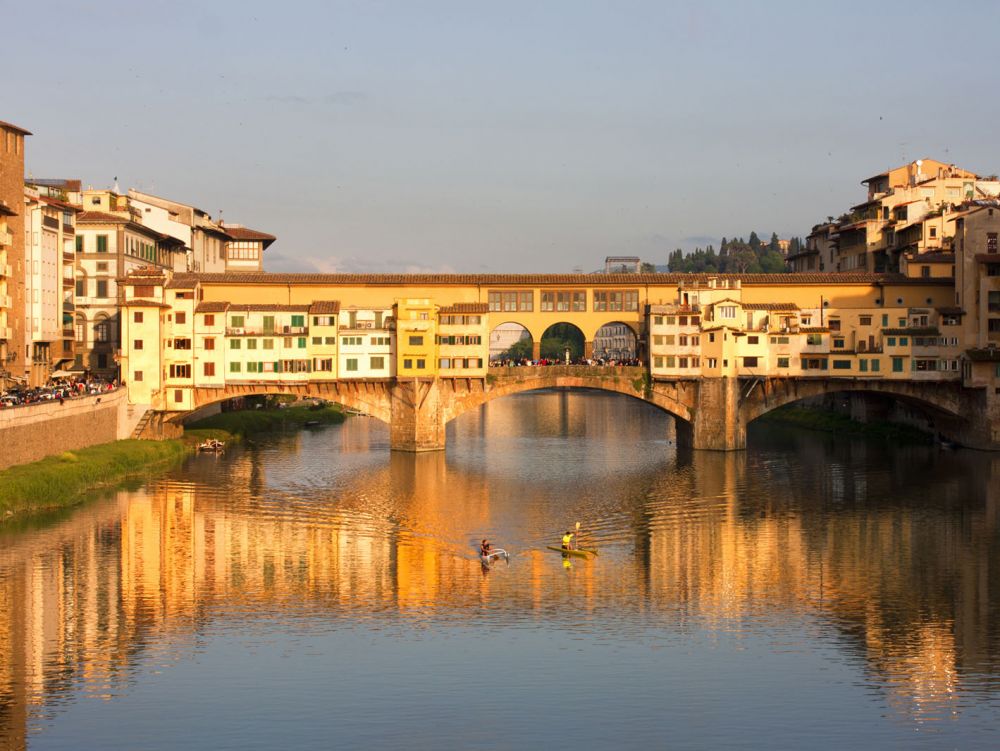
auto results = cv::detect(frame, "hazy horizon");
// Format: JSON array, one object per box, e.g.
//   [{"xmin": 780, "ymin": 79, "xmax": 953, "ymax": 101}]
[{"xmin": 8, "ymin": 0, "xmax": 1000, "ymax": 273}]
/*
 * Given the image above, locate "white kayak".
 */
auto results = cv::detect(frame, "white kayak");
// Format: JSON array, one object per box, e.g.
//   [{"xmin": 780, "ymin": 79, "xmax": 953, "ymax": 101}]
[{"xmin": 480, "ymin": 548, "xmax": 510, "ymax": 565}]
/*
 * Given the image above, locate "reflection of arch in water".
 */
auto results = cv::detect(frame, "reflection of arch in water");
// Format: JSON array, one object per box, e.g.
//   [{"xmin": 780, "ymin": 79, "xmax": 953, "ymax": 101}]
[
  {"xmin": 592, "ymin": 321, "xmax": 638, "ymax": 359},
  {"xmin": 489, "ymin": 322, "xmax": 532, "ymax": 361}
]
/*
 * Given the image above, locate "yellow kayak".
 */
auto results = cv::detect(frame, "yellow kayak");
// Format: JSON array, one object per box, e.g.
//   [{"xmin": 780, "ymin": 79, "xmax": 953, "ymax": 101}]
[{"xmin": 546, "ymin": 545, "xmax": 598, "ymax": 558}]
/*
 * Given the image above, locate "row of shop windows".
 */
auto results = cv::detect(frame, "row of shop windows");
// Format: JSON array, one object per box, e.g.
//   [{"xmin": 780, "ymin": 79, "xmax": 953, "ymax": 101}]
[{"xmin": 487, "ymin": 289, "xmax": 640, "ymax": 313}]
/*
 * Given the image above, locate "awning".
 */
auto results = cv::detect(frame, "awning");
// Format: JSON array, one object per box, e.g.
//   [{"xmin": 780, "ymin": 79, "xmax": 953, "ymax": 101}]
[{"xmin": 50, "ymin": 369, "xmax": 78, "ymax": 378}]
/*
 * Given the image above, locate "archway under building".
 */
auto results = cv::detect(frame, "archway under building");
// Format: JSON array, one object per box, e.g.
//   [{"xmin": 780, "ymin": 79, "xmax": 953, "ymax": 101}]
[
  {"xmin": 539, "ymin": 323, "xmax": 585, "ymax": 363},
  {"xmin": 592, "ymin": 321, "xmax": 639, "ymax": 362},
  {"xmin": 489, "ymin": 322, "xmax": 533, "ymax": 363}
]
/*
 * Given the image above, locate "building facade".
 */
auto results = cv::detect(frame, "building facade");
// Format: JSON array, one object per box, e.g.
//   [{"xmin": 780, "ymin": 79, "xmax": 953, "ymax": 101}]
[{"xmin": 0, "ymin": 120, "xmax": 30, "ymax": 387}]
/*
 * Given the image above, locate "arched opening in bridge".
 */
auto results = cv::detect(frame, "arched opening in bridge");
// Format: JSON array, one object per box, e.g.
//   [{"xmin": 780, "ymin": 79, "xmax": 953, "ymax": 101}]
[
  {"xmin": 746, "ymin": 390, "xmax": 962, "ymax": 446},
  {"xmin": 489, "ymin": 322, "xmax": 533, "ymax": 363},
  {"xmin": 539, "ymin": 323, "xmax": 585, "ymax": 363},
  {"xmin": 592, "ymin": 321, "xmax": 638, "ymax": 362}
]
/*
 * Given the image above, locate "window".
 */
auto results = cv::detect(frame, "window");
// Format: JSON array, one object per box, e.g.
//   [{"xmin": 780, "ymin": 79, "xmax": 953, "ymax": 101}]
[
  {"xmin": 291, "ymin": 315, "xmax": 305, "ymax": 327},
  {"xmin": 719, "ymin": 305, "xmax": 736, "ymax": 318},
  {"xmin": 204, "ymin": 314, "xmax": 215, "ymax": 326},
  {"xmin": 439, "ymin": 357, "xmax": 451, "ymax": 369},
  {"xmin": 75, "ymin": 279, "xmax": 84, "ymax": 297},
  {"xmin": 313, "ymin": 337, "xmax": 322, "ymax": 345},
  {"xmin": 346, "ymin": 358, "xmax": 358, "ymax": 372},
  {"xmin": 653, "ymin": 316, "xmax": 663, "ymax": 325},
  {"xmin": 133, "ymin": 339, "xmax": 143, "ymax": 350},
  {"xmin": 229, "ymin": 362, "xmax": 242, "ymax": 373},
  {"xmin": 988, "ymin": 233, "xmax": 998, "ymax": 254},
  {"xmin": 134, "ymin": 370, "xmax": 143, "ymax": 382},
  {"xmin": 770, "ymin": 336, "xmax": 789, "ymax": 344},
  {"xmin": 416, "ymin": 359, "xmax": 426, "ymax": 369},
  {"xmin": 263, "ymin": 339, "xmax": 274, "ymax": 350},
  {"xmin": 229, "ymin": 315, "xmax": 245, "ymax": 328},
  {"xmin": 315, "ymin": 358, "xmax": 333, "ymax": 372},
  {"xmin": 284, "ymin": 337, "xmax": 293, "ymax": 348},
  {"xmin": 169, "ymin": 364, "xmax": 191, "ymax": 378},
  {"xmin": 230, "ymin": 339, "xmax": 241, "ymax": 349},
  {"xmin": 593, "ymin": 290, "xmax": 636, "ymax": 312},
  {"xmin": 892, "ymin": 357, "xmax": 904, "ymax": 372},
  {"xmin": 743, "ymin": 356, "xmax": 759, "ymax": 368},
  {"xmin": 96, "ymin": 235, "xmax": 108, "ymax": 253},
  {"xmin": 747, "ymin": 335, "xmax": 759, "ymax": 344},
  {"xmin": 203, "ymin": 362, "xmax": 215, "ymax": 376},
  {"xmin": 832, "ymin": 360, "xmax": 851, "ymax": 370},
  {"xmin": 134, "ymin": 312, "xmax": 144, "ymax": 323},
  {"xmin": 859, "ymin": 316, "xmax": 872, "ymax": 326},
  {"xmin": 833, "ymin": 338, "xmax": 844, "ymax": 349},
  {"xmin": 371, "ymin": 356, "xmax": 385, "ymax": 370},
  {"xmin": 174, "ymin": 389, "xmax": 183, "ymax": 403},
  {"xmin": 75, "ymin": 235, "xmax": 83, "ymax": 253},
  {"xmin": 204, "ymin": 338, "xmax": 215, "ymax": 351},
  {"xmin": 707, "ymin": 358, "xmax": 717, "ymax": 368},
  {"xmin": 806, "ymin": 334, "xmax": 823, "ymax": 345},
  {"xmin": 298, "ymin": 337, "xmax": 307, "ymax": 348},
  {"xmin": 777, "ymin": 357, "xmax": 790, "ymax": 368},
  {"xmin": 325, "ymin": 337, "xmax": 336, "ymax": 345},
  {"xmin": 828, "ymin": 319, "xmax": 841, "ymax": 331},
  {"xmin": 247, "ymin": 339, "xmax": 258, "ymax": 350},
  {"xmin": 900, "ymin": 337, "xmax": 908, "ymax": 346},
  {"xmin": 653, "ymin": 356, "xmax": 663, "ymax": 368},
  {"xmin": 96, "ymin": 280, "xmax": 108, "ymax": 298},
  {"xmin": 408, "ymin": 335, "xmax": 424, "ymax": 346},
  {"xmin": 929, "ymin": 227, "xmax": 937, "ymax": 238},
  {"xmin": 176, "ymin": 312, "xmax": 186, "ymax": 325},
  {"xmin": 403, "ymin": 358, "xmax": 412, "ymax": 369}
]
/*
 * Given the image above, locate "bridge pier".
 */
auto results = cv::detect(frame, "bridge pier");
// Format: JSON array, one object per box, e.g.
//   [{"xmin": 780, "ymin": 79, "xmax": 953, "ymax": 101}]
[
  {"xmin": 390, "ymin": 379, "xmax": 446, "ymax": 452},
  {"xmin": 692, "ymin": 377, "xmax": 745, "ymax": 451}
]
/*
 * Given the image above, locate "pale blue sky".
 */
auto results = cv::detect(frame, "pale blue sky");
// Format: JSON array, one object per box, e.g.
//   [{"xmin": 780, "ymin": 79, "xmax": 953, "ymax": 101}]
[{"xmin": 8, "ymin": 1, "xmax": 1000, "ymax": 272}]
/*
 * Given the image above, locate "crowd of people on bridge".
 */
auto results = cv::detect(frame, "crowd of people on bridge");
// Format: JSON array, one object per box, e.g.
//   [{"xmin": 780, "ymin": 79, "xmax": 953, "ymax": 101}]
[
  {"xmin": 0, "ymin": 375, "xmax": 119, "ymax": 409},
  {"xmin": 489, "ymin": 356, "xmax": 643, "ymax": 368}
]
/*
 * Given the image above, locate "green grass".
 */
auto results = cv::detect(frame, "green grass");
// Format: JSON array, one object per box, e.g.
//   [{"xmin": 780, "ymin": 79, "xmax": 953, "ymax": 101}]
[
  {"xmin": 0, "ymin": 440, "xmax": 189, "ymax": 518},
  {"xmin": 758, "ymin": 406, "xmax": 934, "ymax": 444},
  {"xmin": 185, "ymin": 405, "xmax": 346, "ymax": 437}
]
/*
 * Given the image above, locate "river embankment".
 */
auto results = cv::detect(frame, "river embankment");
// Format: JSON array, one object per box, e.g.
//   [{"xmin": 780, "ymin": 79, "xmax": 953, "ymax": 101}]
[{"xmin": 0, "ymin": 404, "xmax": 346, "ymax": 519}]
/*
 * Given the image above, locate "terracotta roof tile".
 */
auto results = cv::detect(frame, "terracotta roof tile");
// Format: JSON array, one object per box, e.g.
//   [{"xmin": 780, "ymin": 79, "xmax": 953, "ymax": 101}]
[
  {"xmin": 168, "ymin": 271, "xmax": 936, "ymax": 287},
  {"xmin": 0, "ymin": 120, "xmax": 32, "ymax": 136},
  {"xmin": 226, "ymin": 304, "xmax": 311, "ymax": 313},
  {"xmin": 308, "ymin": 300, "xmax": 341, "ymax": 314},
  {"xmin": 121, "ymin": 298, "xmax": 170, "ymax": 308},
  {"xmin": 935, "ymin": 306, "xmax": 965, "ymax": 316},
  {"xmin": 799, "ymin": 327, "xmax": 830, "ymax": 333},
  {"xmin": 439, "ymin": 303, "xmax": 489, "ymax": 314},
  {"xmin": 195, "ymin": 302, "xmax": 230, "ymax": 313},
  {"xmin": 77, "ymin": 211, "xmax": 127, "ymax": 224},
  {"xmin": 741, "ymin": 303, "xmax": 799, "ymax": 311},
  {"xmin": 224, "ymin": 226, "xmax": 276, "ymax": 248}
]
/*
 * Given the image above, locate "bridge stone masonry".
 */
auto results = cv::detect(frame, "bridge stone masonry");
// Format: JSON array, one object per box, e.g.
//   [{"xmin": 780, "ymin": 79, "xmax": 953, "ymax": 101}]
[
  {"xmin": 118, "ymin": 269, "xmax": 1000, "ymax": 451},
  {"xmin": 180, "ymin": 366, "xmax": 997, "ymax": 451}
]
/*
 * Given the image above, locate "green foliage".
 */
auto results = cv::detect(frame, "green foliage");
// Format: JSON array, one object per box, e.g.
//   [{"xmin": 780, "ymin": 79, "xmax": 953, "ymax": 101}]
[
  {"xmin": 540, "ymin": 323, "xmax": 584, "ymax": 360},
  {"xmin": 758, "ymin": 406, "xmax": 934, "ymax": 444},
  {"xmin": 668, "ymin": 231, "xmax": 803, "ymax": 274},
  {"xmin": 0, "ymin": 440, "xmax": 189, "ymax": 516}
]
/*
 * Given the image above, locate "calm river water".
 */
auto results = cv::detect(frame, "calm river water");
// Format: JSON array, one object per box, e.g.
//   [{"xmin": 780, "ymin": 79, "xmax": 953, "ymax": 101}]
[{"xmin": 2, "ymin": 390, "xmax": 999, "ymax": 750}]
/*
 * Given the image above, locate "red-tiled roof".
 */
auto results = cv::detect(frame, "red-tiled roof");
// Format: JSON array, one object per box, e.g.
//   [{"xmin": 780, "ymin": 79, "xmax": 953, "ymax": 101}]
[
  {"xmin": 121, "ymin": 298, "xmax": 170, "ymax": 308},
  {"xmin": 165, "ymin": 277, "xmax": 198, "ymax": 289},
  {"xmin": 742, "ymin": 303, "xmax": 799, "ymax": 311},
  {"xmin": 0, "ymin": 120, "xmax": 31, "ymax": 136},
  {"xmin": 162, "ymin": 271, "xmax": 951, "ymax": 288},
  {"xmin": 224, "ymin": 226, "xmax": 276, "ymax": 248},
  {"xmin": 77, "ymin": 211, "xmax": 126, "ymax": 224},
  {"xmin": 195, "ymin": 302, "xmax": 230, "ymax": 313},
  {"xmin": 439, "ymin": 303, "xmax": 490, "ymax": 314},
  {"xmin": 935, "ymin": 306, "xmax": 965, "ymax": 316},
  {"xmin": 309, "ymin": 300, "xmax": 341, "ymax": 314},
  {"xmin": 226, "ymin": 304, "xmax": 311, "ymax": 312},
  {"xmin": 799, "ymin": 327, "xmax": 830, "ymax": 333}
]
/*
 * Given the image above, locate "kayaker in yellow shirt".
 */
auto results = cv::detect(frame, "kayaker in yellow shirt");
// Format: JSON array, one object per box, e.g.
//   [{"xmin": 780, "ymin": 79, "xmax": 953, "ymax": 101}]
[{"xmin": 561, "ymin": 530, "xmax": 574, "ymax": 550}]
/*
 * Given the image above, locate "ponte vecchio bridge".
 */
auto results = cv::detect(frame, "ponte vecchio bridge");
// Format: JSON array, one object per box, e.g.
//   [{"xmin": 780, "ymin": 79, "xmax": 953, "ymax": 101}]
[{"xmin": 120, "ymin": 271, "xmax": 1000, "ymax": 451}]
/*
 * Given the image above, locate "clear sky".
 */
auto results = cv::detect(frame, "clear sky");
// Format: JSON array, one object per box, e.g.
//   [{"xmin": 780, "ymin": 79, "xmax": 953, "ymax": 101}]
[{"xmin": 7, "ymin": 0, "xmax": 1000, "ymax": 273}]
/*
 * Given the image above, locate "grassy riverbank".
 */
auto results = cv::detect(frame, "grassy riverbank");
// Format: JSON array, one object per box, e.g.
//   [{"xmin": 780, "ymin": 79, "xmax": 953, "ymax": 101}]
[
  {"xmin": 0, "ymin": 440, "xmax": 189, "ymax": 518},
  {"xmin": 184, "ymin": 404, "xmax": 346, "ymax": 438},
  {"xmin": 757, "ymin": 406, "xmax": 934, "ymax": 444}
]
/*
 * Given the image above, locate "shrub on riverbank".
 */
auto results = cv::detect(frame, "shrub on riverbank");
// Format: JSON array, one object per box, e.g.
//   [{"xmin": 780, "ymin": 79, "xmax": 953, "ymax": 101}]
[
  {"xmin": 185, "ymin": 404, "xmax": 346, "ymax": 437},
  {"xmin": 0, "ymin": 440, "xmax": 189, "ymax": 517}
]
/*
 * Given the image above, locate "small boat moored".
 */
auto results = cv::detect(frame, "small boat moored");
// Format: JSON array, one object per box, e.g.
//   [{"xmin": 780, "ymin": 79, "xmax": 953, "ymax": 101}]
[{"xmin": 197, "ymin": 438, "xmax": 225, "ymax": 452}]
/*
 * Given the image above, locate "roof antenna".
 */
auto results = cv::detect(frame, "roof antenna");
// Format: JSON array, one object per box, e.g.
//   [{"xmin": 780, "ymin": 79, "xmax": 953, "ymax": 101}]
[{"xmin": 113, "ymin": 175, "xmax": 120, "ymax": 193}]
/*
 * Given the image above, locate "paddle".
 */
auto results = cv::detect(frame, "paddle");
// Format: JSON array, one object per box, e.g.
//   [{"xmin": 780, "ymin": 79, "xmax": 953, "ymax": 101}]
[{"xmin": 575, "ymin": 521, "xmax": 580, "ymax": 550}]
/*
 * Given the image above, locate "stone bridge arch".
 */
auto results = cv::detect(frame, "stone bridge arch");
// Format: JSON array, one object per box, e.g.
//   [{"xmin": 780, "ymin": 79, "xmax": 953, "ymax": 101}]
[
  {"xmin": 740, "ymin": 377, "xmax": 976, "ymax": 444},
  {"xmin": 439, "ymin": 366, "xmax": 695, "ymax": 429},
  {"xmin": 186, "ymin": 381, "xmax": 395, "ymax": 424}
]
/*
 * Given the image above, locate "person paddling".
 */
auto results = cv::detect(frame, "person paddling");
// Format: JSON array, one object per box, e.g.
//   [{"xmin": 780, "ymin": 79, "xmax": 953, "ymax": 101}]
[
  {"xmin": 561, "ymin": 530, "xmax": 574, "ymax": 550},
  {"xmin": 480, "ymin": 539, "xmax": 492, "ymax": 558}
]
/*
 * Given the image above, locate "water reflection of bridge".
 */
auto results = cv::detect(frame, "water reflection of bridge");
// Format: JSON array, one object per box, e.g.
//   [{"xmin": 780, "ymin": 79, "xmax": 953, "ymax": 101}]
[{"xmin": 1, "ymin": 442, "xmax": 998, "ymax": 746}]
